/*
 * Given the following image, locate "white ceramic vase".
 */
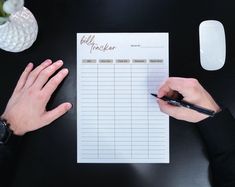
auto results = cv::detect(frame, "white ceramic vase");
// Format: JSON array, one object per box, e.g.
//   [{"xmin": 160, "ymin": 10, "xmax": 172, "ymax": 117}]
[{"xmin": 0, "ymin": 7, "xmax": 38, "ymax": 53}]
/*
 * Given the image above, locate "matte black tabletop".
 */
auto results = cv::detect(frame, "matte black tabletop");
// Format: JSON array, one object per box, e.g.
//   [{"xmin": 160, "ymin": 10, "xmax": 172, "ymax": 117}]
[{"xmin": 1, "ymin": 0, "xmax": 235, "ymax": 187}]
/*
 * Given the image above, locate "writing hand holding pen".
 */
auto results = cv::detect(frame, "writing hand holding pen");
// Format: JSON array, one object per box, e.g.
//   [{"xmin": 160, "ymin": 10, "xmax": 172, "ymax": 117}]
[
  {"xmin": 151, "ymin": 93, "xmax": 216, "ymax": 117},
  {"xmin": 155, "ymin": 77, "xmax": 221, "ymax": 123}
]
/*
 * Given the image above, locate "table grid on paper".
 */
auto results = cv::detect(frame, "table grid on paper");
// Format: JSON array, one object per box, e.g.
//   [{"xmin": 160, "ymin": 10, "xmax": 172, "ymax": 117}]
[{"xmin": 78, "ymin": 60, "xmax": 169, "ymax": 163}]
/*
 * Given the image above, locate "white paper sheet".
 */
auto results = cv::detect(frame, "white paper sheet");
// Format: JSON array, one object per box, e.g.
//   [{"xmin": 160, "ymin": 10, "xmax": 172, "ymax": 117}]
[{"xmin": 77, "ymin": 33, "xmax": 169, "ymax": 163}]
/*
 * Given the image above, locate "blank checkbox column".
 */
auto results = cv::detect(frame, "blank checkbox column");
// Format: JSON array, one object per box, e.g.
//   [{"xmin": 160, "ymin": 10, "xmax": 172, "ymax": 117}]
[
  {"xmin": 98, "ymin": 60, "xmax": 115, "ymax": 160},
  {"xmin": 79, "ymin": 60, "xmax": 98, "ymax": 160},
  {"xmin": 131, "ymin": 61, "xmax": 149, "ymax": 160},
  {"xmin": 114, "ymin": 61, "xmax": 132, "ymax": 160},
  {"xmin": 148, "ymin": 62, "xmax": 169, "ymax": 162}
]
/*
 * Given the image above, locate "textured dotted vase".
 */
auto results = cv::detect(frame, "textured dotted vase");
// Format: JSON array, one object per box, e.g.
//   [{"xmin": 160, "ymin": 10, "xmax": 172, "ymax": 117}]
[{"xmin": 0, "ymin": 7, "xmax": 38, "ymax": 52}]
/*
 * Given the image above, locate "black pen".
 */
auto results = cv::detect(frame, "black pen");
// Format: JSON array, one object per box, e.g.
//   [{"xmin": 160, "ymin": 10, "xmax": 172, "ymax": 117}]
[{"xmin": 151, "ymin": 93, "xmax": 215, "ymax": 117}]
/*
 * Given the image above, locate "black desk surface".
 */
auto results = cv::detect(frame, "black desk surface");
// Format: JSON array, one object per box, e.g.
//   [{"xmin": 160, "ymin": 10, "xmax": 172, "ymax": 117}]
[{"xmin": 1, "ymin": 0, "xmax": 235, "ymax": 187}]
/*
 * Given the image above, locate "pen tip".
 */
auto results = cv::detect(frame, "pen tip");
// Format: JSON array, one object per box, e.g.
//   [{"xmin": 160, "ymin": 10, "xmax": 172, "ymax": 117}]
[{"xmin": 150, "ymin": 93, "xmax": 158, "ymax": 97}]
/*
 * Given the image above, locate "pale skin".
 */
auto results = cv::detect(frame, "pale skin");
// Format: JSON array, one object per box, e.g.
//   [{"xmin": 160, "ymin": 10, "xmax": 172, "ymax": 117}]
[
  {"xmin": 157, "ymin": 77, "xmax": 221, "ymax": 123},
  {"xmin": 0, "ymin": 67, "xmax": 219, "ymax": 135},
  {"xmin": 1, "ymin": 59, "xmax": 72, "ymax": 136}
]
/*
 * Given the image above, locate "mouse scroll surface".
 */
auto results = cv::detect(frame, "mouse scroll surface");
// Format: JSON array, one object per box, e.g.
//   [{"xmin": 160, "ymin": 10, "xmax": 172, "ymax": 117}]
[{"xmin": 199, "ymin": 20, "xmax": 226, "ymax": 71}]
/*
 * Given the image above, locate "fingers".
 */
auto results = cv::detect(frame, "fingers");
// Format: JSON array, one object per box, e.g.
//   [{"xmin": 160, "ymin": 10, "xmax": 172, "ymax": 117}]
[
  {"xmin": 158, "ymin": 77, "xmax": 200, "ymax": 98},
  {"xmin": 158, "ymin": 99, "xmax": 182, "ymax": 118},
  {"xmin": 42, "ymin": 68, "xmax": 69, "ymax": 101},
  {"xmin": 157, "ymin": 77, "xmax": 216, "ymax": 122},
  {"xmin": 165, "ymin": 89, "xmax": 176, "ymax": 98},
  {"xmin": 158, "ymin": 99, "xmax": 194, "ymax": 121},
  {"xmin": 24, "ymin": 59, "xmax": 53, "ymax": 88},
  {"xmin": 14, "ymin": 63, "xmax": 34, "ymax": 92},
  {"xmin": 33, "ymin": 60, "xmax": 64, "ymax": 90},
  {"xmin": 158, "ymin": 77, "xmax": 184, "ymax": 97},
  {"xmin": 43, "ymin": 102, "xmax": 72, "ymax": 125}
]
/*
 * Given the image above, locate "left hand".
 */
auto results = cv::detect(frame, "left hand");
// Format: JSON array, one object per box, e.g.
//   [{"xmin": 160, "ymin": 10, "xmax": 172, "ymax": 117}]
[{"xmin": 1, "ymin": 59, "xmax": 72, "ymax": 135}]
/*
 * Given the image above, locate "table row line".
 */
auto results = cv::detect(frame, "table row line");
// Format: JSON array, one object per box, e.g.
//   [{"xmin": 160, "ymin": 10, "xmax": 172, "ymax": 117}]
[
  {"xmin": 80, "ymin": 80, "xmax": 162, "ymax": 85},
  {"xmin": 81, "ymin": 125, "xmax": 167, "ymax": 129},
  {"xmin": 81, "ymin": 128, "xmax": 167, "ymax": 133}
]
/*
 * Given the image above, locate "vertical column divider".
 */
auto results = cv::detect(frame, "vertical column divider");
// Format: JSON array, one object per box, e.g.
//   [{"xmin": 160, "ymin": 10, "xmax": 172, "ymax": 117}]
[
  {"xmin": 114, "ymin": 61, "xmax": 116, "ymax": 159},
  {"xmin": 147, "ymin": 62, "xmax": 150, "ymax": 159},
  {"xmin": 97, "ymin": 62, "xmax": 99, "ymax": 158},
  {"xmin": 130, "ymin": 61, "xmax": 132, "ymax": 159}
]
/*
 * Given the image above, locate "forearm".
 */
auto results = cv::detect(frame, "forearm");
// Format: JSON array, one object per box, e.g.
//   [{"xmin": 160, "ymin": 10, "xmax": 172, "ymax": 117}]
[{"xmin": 198, "ymin": 109, "xmax": 235, "ymax": 187}]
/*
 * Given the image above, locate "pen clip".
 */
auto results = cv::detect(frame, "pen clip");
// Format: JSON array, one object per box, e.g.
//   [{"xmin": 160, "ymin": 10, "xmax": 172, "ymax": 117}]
[
  {"xmin": 160, "ymin": 96, "xmax": 181, "ymax": 106},
  {"xmin": 167, "ymin": 100, "xmax": 182, "ymax": 107}
]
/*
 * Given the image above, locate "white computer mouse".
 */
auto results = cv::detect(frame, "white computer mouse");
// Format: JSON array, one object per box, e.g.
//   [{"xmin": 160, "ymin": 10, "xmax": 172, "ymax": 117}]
[{"xmin": 199, "ymin": 20, "xmax": 226, "ymax": 71}]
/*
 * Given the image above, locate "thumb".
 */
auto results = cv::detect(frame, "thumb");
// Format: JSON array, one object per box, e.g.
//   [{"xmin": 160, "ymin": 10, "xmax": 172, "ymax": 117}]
[
  {"xmin": 43, "ymin": 103, "xmax": 72, "ymax": 125},
  {"xmin": 157, "ymin": 99, "xmax": 183, "ymax": 118}
]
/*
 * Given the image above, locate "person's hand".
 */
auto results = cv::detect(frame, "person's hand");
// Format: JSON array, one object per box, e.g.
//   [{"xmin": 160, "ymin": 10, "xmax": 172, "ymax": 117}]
[
  {"xmin": 157, "ymin": 77, "xmax": 221, "ymax": 123},
  {"xmin": 1, "ymin": 59, "xmax": 72, "ymax": 135}
]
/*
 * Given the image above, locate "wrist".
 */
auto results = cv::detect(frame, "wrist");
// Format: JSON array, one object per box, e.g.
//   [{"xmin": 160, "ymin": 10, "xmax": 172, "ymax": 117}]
[
  {"xmin": 210, "ymin": 102, "xmax": 222, "ymax": 114},
  {"xmin": 199, "ymin": 100, "xmax": 221, "ymax": 114},
  {"xmin": 0, "ymin": 117, "xmax": 13, "ymax": 144},
  {"xmin": 195, "ymin": 102, "xmax": 222, "ymax": 123},
  {"xmin": 0, "ymin": 114, "xmax": 25, "ymax": 136}
]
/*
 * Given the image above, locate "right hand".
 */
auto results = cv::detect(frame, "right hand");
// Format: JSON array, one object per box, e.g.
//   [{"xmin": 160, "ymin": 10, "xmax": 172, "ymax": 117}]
[{"xmin": 157, "ymin": 77, "xmax": 221, "ymax": 123}]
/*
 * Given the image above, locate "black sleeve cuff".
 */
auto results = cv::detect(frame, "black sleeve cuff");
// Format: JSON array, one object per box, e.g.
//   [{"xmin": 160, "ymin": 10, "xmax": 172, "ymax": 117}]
[
  {"xmin": 198, "ymin": 108, "xmax": 235, "ymax": 157},
  {"xmin": 0, "ymin": 134, "xmax": 23, "ymax": 186}
]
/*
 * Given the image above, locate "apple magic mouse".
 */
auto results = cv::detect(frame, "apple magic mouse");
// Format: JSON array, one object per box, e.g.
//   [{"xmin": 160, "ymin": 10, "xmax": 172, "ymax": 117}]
[{"xmin": 199, "ymin": 20, "xmax": 226, "ymax": 71}]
